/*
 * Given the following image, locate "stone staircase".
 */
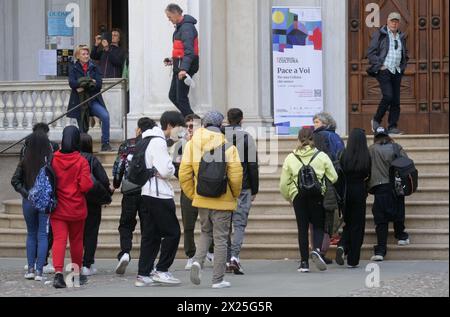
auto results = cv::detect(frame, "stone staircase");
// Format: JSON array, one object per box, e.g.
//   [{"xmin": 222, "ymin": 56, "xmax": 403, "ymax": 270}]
[{"xmin": 0, "ymin": 135, "xmax": 448, "ymax": 260}]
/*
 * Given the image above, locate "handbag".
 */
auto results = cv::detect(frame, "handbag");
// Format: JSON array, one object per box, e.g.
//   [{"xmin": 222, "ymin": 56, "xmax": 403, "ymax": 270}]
[
  {"xmin": 85, "ymin": 156, "xmax": 112, "ymax": 206},
  {"xmin": 121, "ymin": 179, "xmax": 142, "ymax": 195}
]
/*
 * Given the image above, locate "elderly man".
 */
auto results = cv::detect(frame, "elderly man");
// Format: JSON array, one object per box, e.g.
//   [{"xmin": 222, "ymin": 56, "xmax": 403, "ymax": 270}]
[{"xmin": 367, "ymin": 12, "xmax": 409, "ymax": 135}]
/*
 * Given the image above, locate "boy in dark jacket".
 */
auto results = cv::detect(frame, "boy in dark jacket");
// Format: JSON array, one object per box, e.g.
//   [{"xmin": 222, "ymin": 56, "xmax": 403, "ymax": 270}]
[{"xmin": 91, "ymin": 32, "xmax": 125, "ymax": 79}]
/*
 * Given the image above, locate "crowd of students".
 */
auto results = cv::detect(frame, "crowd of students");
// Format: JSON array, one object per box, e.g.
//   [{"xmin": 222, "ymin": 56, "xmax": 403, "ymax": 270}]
[{"xmin": 11, "ymin": 110, "xmax": 412, "ymax": 289}]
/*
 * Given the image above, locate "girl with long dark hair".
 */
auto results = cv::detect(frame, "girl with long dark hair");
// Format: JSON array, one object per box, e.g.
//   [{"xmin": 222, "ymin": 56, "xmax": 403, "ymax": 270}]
[
  {"xmin": 11, "ymin": 132, "xmax": 52, "ymax": 281},
  {"xmin": 336, "ymin": 129, "xmax": 372, "ymax": 268}
]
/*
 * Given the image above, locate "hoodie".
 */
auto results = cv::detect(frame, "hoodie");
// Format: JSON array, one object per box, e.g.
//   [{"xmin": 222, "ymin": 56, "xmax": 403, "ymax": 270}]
[
  {"xmin": 51, "ymin": 151, "xmax": 93, "ymax": 221},
  {"xmin": 280, "ymin": 146, "xmax": 338, "ymax": 202},
  {"xmin": 141, "ymin": 127, "xmax": 176, "ymax": 200},
  {"xmin": 179, "ymin": 128, "xmax": 243, "ymax": 211},
  {"xmin": 172, "ymin": 14, "xmax": 199, "ymax": 75}
]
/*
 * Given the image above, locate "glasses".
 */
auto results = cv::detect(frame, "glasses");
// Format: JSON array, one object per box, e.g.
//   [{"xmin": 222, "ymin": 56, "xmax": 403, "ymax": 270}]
[{"xmin": 394, "ymin": 40, "xmax": 399, "ymax": 50}]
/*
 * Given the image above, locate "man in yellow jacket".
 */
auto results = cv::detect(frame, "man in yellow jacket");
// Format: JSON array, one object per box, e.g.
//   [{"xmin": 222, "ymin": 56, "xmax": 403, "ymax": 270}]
[{"xmin": 179, "ymin": 111, "xmax": 243, "ymax": 289}]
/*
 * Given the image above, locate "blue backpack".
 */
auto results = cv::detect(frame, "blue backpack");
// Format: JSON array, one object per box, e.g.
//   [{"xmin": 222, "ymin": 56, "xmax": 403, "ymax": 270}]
[
  {"xmin": 28, "ymin": 156, "xmax": 57, "ymax": 214},
  {"xmin": 326, "ymin": 131, "xmax": 345, "ymax": 162}
]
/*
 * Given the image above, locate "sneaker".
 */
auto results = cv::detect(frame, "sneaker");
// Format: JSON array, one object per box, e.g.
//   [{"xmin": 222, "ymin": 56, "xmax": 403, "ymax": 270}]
[
  {"xmin": 81, "ymin": 266, "xmax": 98, "ymax": 276},
  {"xmin": 135, "ymin": 275, "xmax": 157, "ymax": 287},
  {"xmin": 371, "ymin": 119, "xmax": 380, "ymax": 133},
  {"xmin": 311, "ymin": 250, "xmax": 328, "ymax": 271},
  {"xmin": 43, "ymin": 264, "xmax": 55, "ymax": 274},
  {"xmin": 24, "ymin": 268, "xmax": 35, "ymax": 280},
  {"xmin": 388, "ymin": 127, "xmax": 404, "ymax": 135},
  {"xmin": 34, "ymin": 271, "xmax": 43, "ymax": 282},
  {"xmin": 335, "ymin": 246, "xmax": 345, "ymax": 266},
  {"xmin": 297, "ymin": 261, "xmax": 310, "ymax": 273},
  {"xmin": 230, "ymin": 259, "xmax": 245, "ymax": 275},
  {"xmin": 206, "ymin": 252, "xmax": 214, "ymax": 265},
  {"xmin": 101, "ymin": 143, "xmax": 113, "ymax": 152},
  {"xmin": 371, "ymin": 255, "xmax": 384, "ymax": 262},
  {"xmin": 212, "ymin": 280, "xmax": 231, "ymax": 289},
  {"xmin": 185, "ymin": 258, "xmax": 194, "ymax": 271},
  {"xmin": 398, "ymin": 239, "xmax": 410, "ymax": 246},
  {"xmin": 152, "ymin": 271, "xmax": 181, "ymax": 285},
  {"xmin": 53, "ymin": 273, "xmax": 67, "ymax": 289},
  {"xmin": 190, "ymin": 262, "xmax": 202, "ymax": 285},
  {"xmin": 116, "ymin": 253, "xmax": 130, "ymax": 275},
  {"xmin": 225, "ymin": 263, "xmax": 234, "ymax": 274},
  {"xmin": 79, "ymin": 274, "xmax": 88, "ymax": 286}
]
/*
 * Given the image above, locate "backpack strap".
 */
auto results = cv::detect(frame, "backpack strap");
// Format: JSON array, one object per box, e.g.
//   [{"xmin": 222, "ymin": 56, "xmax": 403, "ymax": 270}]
[
  {"xmin": 392, "ymin": 143, "xmax": 402, "ymax": 159},
  {"xmin": 293, "ymin": 150, "xmax": 322, "ymax": 166}
]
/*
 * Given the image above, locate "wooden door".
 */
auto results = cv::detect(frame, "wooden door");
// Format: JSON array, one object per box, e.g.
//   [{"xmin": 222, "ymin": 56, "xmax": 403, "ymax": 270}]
[
  {"xmin": 91, "ymin": 0, "xmax": 111, "ymax": 38},
  {"xmin": 348, "ymin": 0, "xmax": 449, "ymax": 135}
]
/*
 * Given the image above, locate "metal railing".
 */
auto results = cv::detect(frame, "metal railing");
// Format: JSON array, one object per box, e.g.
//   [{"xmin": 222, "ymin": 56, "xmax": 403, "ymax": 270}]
[{"xmin": 0, "ymin": 78, "xmax": 127, "ymax": 154}]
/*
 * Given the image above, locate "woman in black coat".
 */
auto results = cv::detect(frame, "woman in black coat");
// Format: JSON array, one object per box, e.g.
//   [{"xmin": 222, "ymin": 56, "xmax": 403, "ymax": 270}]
[{"xmin": 68, "ymin": 45, "xmax": 112, "ymax": 152}]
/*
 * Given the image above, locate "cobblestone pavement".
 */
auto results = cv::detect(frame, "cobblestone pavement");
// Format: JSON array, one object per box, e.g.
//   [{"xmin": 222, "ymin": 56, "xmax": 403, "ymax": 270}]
[{"xmin": 0, "ymin": 259, "xmax": 448, "ymax": 297}]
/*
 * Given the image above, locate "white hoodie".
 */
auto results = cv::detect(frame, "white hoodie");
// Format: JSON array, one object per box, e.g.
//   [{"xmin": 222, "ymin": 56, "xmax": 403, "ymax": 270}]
[{"xmin": 141, "ymin": 126, "xmax": 176, "ymax": 200}]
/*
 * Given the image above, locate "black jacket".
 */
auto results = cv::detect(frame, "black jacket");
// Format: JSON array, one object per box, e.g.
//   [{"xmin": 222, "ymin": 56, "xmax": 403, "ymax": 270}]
[
  {"xmin": 67, "ymin": 61, "xmax": 106, "ymax": 120},
  {"xmin": 225, "ymin": 126, "xmax": 259, "ymax": 196},
  {"xmin": 91, "ymin": 45, "xmax": 125, "ymax": 79},
  {"xmin": 172, "ymin": 15, "xmax": 199, "ymax": 75},
  {"xmin": 367, "ymin": 25, "xmax": 409, "ymax": 75},
  {"xmin": 81, "ymin": 153, "xmax": 111, "ymax": 191},
  {"xmin": 11, "ymin": 162, "xmax": 29, "ymax": 199}
]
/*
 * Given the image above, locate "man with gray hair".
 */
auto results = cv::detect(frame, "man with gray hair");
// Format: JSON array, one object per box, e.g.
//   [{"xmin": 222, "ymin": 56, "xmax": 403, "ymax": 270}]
[
  {"xmin": 179, "ymin": 111, "xmax": 243, "ymax": 289},
  {"xmin": 367, "ymin": 12, "xmax": 409, "ymax": 135}
]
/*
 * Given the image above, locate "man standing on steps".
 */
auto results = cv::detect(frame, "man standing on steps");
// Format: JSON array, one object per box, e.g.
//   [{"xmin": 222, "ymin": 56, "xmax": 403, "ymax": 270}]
[
  {"xmin": 164, "ymin": 3, "xmax": 199, "ymax": 117},
  {"xmin": 367, "ymin": 12, "xmax": 409, "ymax": 135}
]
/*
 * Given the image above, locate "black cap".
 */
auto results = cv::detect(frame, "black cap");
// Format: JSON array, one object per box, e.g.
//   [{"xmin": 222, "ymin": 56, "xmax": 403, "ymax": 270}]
[{"xmin": 375, "ymin": 127, "xmax": 389, "ymax": 137}]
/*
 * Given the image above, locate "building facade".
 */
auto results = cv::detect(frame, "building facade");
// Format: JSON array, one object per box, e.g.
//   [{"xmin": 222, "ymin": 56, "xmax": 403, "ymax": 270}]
[{"xmin": 0, "ymin": 0, "xmax": 448, "ymax": 139}]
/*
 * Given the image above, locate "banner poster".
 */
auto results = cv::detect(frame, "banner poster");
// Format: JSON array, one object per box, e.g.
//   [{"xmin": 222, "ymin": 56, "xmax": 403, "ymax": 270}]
[{"xmin": 272, "ymin": 7, "xmax": 323, "ymax": 135}]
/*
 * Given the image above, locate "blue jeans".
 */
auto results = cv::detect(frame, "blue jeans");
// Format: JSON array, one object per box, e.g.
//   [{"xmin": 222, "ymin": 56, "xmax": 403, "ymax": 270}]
[
  {"xmin": 80, "ymin": 101, "xmax": 110, "ymax": 145},
  {"xmin": 22, "ymin": 199, "xmax": 49, "ymax": 272}
]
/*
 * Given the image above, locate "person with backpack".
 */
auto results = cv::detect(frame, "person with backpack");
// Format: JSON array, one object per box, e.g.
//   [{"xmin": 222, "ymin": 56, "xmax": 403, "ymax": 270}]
[
  {"xmin": 180, "ymin": 111, "xmax": 243, "ymax": 289},
  {"xmin": 368, "ymin": 127, "xmax": 411, "ymax": 262},
  {"xmin": 80, "ymin": 134, "xmax": 113, "ymax": 276},
  {"xmin": 280, "ymin": 128, "xmax": 338, "ymax": 273},
  {"xmin": 312, "ymin": 112, "xmax": 345, "ymax": 264},
  {"xmin": 50, "ymin": 126, "xmax": 93, "ymax": 289},
  {"xmin": 19, "ymin": 123, "xmax": 58, "ymax": 275},
  {"xmin": 224, "ymin": 108, "xmax": 259, "ymax": 275},
  {"xmin": 135, "ymin": 111, "xmax": 185, "ymax": 287},
  {"xmin": 11, "ymin": 132, "xmax": 53, "ymax": 281},
  {"xmin": 172, "ymin": 114, "xmax": 216, "ymax": 271},
  {"xmin": 112, "ymin": 117, "xmax": 157, "ymax": 275},
  {"xmin": 335, "ymin": 129, "xmax": 372, "ymax": 268}
]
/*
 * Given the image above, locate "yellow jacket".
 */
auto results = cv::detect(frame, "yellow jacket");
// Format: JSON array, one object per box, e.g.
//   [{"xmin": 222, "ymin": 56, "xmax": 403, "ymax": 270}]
[{"xmin": 179, "ymin": 128, "xmax": 243, "ymax": 211}]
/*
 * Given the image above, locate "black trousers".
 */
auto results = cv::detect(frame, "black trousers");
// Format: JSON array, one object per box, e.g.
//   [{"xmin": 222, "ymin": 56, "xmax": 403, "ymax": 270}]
[
  {"xmin": 83, "ymin": 203, "xmax": 102, "ymax": 268},
  {"xmin": 374, "ymin": 69, "xmax": 403, "ymax": 130},
  {"xmin": 181, "ymin": 192, "xmax": 213, "ymax": 258},
  {"xmin": 372, "ymin": 184, "xmax": 409, "ymax": 257},
  {"xmin": 45, "ymin": 226, "xmax": 53, "ymax": 266},
  {"xmin": 169, "ymin": 72, "xmax": 194, "ymax": 117},
  {"xmin": 138, "ymin": 196, "xmax": 181, "ymax": 276},
  {"xmin": 117, "ymin": 193, "xmax": 143, "ymax": 261},
  {"xmin": 293, "ymin": 194, "xmax": 325, "ymax": 262},
  {"xmin": 339, "ymin": 182, "xmax": 368, "ymax": 266}
]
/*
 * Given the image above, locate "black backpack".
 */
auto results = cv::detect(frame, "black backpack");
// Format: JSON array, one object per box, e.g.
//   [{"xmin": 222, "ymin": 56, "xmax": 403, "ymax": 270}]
[
  {"xmin": 390, "ymin": 144, "xmax": 418, "ymax": 197},
  {"xmin": 85, "ymin": 155, "xmax": 112, "ymax": 206},
  {"xmin": 196, "ymin": 144, "xmax": 230, "ymax": 198},
  {"xmin": 294, "ymin": 151, "xmax": 323, "ymax": 198},
  {"xmin": 127, "ymin": 136, "xmax": 163, "ymax": 188}
]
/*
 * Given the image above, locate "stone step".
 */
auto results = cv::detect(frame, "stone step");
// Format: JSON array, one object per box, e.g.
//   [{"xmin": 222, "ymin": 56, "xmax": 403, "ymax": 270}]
[
  {"xmin": 0, "ymin": 242, "xmax": 448, "ymax": 261},
  {"xmin": 0, "ymin": 227, "xmax": 448, "ymax": 246},
  {"xmin": 3, "ymin": 200, "xmax": 449, "ymax": 216},
  {"xmin": 1, "ymin": 213, "xmax": 447, "ymax": 231}
]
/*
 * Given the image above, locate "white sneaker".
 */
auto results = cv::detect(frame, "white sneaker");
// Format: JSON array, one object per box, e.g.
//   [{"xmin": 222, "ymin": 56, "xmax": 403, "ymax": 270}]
[
  {"xmin": 190, "ymin": 262, "xmax": 202, "ymax": 285},
  {"xmin": 206, "ymin": 253, "xmax": 214, "ymax": 265},
  {"xmin": 81, "ymin": 266, "xmax": 98, "ymax": 276},
  {"xmin": 34, "ymin": 272, "xmax": 44, "ymax": 281},
  {"xmin": 152, "ymin": 271, "xmax": 181, "ymax": 285},
  {"xmin": 24, "ymin": 264, "xmax": 28, "ymax": 271},
  {"xmin": 135, "ymin": 276, "xmax": 157, "ymax": 287},
  {"xmin": 116, "ymin": 253, "xmax": 130, "ymax": 275},
  {"xmin": 43, "ymin": 264, "xmax": 55, "ymax": 274},
  {"xmin": 185, "ymin": 258, "xmax": 194, "ymax": 271},
  {"xmin": 371, "ymin": 255, "xmax": 384, "ymax": 262},
  {"xmin": 398, "ymin": 239, "xmax": 410, "ymax": 246},
  {"xmin": 212, "ymin": 280, "xmax": 231, "ymax": 289},
  {"xmin": 24, "ymin": 270, "xmax": 35, "ymax": 280},
  {"xmin": 311, "ymin": 250, "xmax": 327, "ymax": 271}
]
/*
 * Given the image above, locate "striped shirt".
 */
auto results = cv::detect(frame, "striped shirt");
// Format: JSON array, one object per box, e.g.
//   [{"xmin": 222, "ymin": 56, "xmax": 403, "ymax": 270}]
[{"xmin": 383, "ymin": 29, "xmax": 402, "ymax": 74}]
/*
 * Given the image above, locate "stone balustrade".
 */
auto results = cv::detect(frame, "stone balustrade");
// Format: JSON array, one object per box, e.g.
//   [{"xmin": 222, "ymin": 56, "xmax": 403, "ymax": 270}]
[{"xmin": 0, "ymin": 79, "xmax": 127, "ymax": 142}]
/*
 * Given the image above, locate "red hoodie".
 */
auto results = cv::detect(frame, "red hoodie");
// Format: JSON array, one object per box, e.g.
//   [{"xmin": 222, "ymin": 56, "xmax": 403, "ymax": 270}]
[{"xmin": 51, "ymin": 151, "xmax": 93, "ymax": 221}]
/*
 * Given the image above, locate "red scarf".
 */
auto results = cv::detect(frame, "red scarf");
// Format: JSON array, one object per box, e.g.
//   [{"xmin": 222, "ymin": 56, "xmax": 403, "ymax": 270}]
[{"xmin": 82, "ymin": 63, "xmax": 88, "ymax": 75}]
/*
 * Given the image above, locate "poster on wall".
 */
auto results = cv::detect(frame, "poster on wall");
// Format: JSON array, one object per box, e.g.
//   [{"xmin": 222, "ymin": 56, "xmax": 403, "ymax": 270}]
[
  {"xmin": 272, "ymin": 7, "xmax": 323, "ymax": 135},
  {"xmin": 48, "ymin": 11, "xmax": 74, "ymax": 36},
  {"xmin": 39, "ymin": 50, "xmax": 57, "ymax": 76}
]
